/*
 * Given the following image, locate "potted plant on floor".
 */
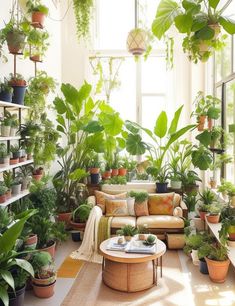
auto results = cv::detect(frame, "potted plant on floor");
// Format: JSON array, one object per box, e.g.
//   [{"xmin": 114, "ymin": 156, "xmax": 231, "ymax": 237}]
[
  {"xmin": 70, "ymin": 202, "xmax": 92, "ymax": 232},
  {"xmin": 1, "ymin": 117, "xmax": 11, "ymax": 137},
  {"xmin": 219, "ymin": 216, "xmax": 235, "ymax": 247},
  {"xmin": 204, "ymin": 243, "xmax": 230, "ymax": 283},
  {"xmin": 0, "ymin": 80, "xmax": 13, "ymax": 102},
  {"xmin": 116, "ymin": 225, "xmax": 138, "ymax": 242},
  {"xmin": 26, "ymin": 0, "xmax": 49, "ymax": 27},
  {"xmin": 197, "ymin": 236, "xmax": 216, "ymax": 275},
  {"xmin": 8, "ymin": 73, "xmax": 27, "ymax": 105},
  {"xmin": 183, "ymin": 233, "xmax": 205, "ymax": 265},
  {"xmin": 3, "ymin": 171, "xmax": 13, "ymax": 199},
  {"xmin": 0, "ymin": 143, "xmax": 10, "ymax": 168},
  {"xmin": 11, "ymin": 177, "xmax": 22, "ymax": 196},
  {"xmin": 30, "ymin": 251, "xmax": 56, "ymax": 298}
]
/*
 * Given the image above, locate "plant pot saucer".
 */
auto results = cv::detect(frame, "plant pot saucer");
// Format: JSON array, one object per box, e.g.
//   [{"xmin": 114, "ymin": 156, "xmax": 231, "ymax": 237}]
[
  {"xmin": 9, "ymin": 51, "xmax": 23, "ymax": 55},
  {"xmin": 30, "ymin": 56, "xmax": 43, "ymax": 63},
  {"xmin": 31, "ymin": 22, "xmax": 44, "ymax": 29}
]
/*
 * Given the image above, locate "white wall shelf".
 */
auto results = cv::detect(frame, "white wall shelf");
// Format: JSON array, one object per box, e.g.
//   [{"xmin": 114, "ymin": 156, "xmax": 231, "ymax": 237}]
[
  {"xmin": 0, "ymin": 100, "xmax": 30, "ymax": 110},
  {"xmin": 0, "ymin": 159, "xmax": 33, "ymax": 173},
  {"xmin": 0, "ymin": 190, "xmax": 30, "ymax": 208}
]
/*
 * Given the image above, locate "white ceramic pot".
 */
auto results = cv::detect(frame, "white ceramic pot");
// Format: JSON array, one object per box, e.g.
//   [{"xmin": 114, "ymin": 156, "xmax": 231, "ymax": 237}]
[
  {"xmin": 10, "ymin": 127, "xmax": 17, "ymax": 136},
  {"xmin": 193, "ymin": 217, "xmax": 205, "ymax": 232},
  {"xmin": 191, "ymin": 249, "xmax": 199, "ymax": 266},
  {"xmin": 1, "ymin": 125, "xmax": 11, "ymax": 137},
  {"xmin": 12, "ymin": 184, "xmax": 22, "ymax": 195},
  {"xmin": 170, "ymin": 180, "xmax": 182, "ymax": 189}
]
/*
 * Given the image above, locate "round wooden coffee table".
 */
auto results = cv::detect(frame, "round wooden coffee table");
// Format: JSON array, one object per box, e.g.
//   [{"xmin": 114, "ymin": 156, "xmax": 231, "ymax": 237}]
[{"xmin": 99, "ymin": 236, "xmax": 166, "ymax": 292}]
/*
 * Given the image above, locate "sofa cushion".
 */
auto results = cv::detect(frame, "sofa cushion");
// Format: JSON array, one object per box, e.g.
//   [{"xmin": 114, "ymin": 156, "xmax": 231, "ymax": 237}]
[
  {"xmin": 127, "ymin": 197, "xmax": 135, "ymax": 216},
  {"xmin": 105, "ymin": 199, "xmax": 128, "ymax": 217},
  {"xmin": 94, "ymin": 190, "xmax": 127, "ymax": 213},
  {"xmin": 137, "ymin": 215, "xmax": 184, "ymax": 229},
  {"xmin": 111, "ymin": 216, "xmax": 136, "ymax": 228},
  {"xmin": 148, "ymin": 193, "xmax": 175, "ymax": 215},
  {"xmin": 134, "ymin": 199, "xmax": 149, "ymax": 217}
]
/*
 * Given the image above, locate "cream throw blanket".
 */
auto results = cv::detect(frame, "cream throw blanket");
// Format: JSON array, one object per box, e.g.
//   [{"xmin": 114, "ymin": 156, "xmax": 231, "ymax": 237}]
[{"xmin": 71, "ymin": 206, "xmax": 103, "ymax": 263}]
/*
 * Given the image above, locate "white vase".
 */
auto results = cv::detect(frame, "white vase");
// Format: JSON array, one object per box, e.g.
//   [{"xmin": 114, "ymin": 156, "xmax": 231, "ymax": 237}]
[
  {"xmin": 171, "ymin": 180, "xmax": 182, "ymax": 189},
  {"xmin": 1, "ymin": 125, "xmax": 11, "ymax": 137},
  {"xmin": 10, "ymin": 128, "xmax": 17, "ymax": 136},
  {"xmin": 191, "ymin": 249, "xmax": 199, "ymax": 265}
]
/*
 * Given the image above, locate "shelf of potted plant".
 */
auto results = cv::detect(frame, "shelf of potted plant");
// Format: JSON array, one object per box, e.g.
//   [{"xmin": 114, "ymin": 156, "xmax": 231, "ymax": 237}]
[
  {"xmin": 0, "ymin": 158, "xmax": 33, "ymax": 173},
  {"xmin": 0, "ymin": 189, "xmax": 30, "ymax": 208},
  {"xmin": 0, "ymin": 100, "xmax": 30, "ymax": 109}
]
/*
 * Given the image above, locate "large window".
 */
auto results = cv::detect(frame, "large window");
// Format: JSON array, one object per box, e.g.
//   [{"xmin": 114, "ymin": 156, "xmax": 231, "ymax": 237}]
[{"xmin": 88, "ymin": 0, "xmax": 173, "ymax": 137}]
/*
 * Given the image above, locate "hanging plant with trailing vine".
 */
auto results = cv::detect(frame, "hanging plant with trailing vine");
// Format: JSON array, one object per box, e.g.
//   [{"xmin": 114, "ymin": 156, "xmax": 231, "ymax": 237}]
[{"xmin": 73, "ymin": 0, "xmax": 93, "ymax": 41}]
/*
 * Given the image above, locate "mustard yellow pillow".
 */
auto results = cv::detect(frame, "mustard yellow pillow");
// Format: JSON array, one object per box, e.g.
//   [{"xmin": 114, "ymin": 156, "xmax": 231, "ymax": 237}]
[
  {"xmin": 94, "ymin": 191, "xmax": 127, "ymax": 213},
  {"xmin": 148, "ymin": 193, "xmax": 175, "ymax": 215},
  {"xmin": 105, "ymin": 199, "xmax": 128, "ymax": 217}
]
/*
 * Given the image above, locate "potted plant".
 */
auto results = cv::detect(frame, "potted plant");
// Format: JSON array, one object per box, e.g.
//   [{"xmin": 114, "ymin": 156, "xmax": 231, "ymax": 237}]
[
  {"xmin": 116, "ymin": 225, "xmax": 138, "ymax": 242},
  {"xmin": 198, "ymin": 189, "xmax": 216, "ymax": 220},
  {"xmin": 206, "ymin": 203, "xmax": 221, "ymax": 224},
  {"xmin": 191, "ymin": 92, "xmax": 209, "ymax": 131},
  {"xmin": 11, "ymin": 177, "xmax": 22, "ymax": 195},
  {"xmin": 10, "ymin": 144, "xmax": 20, "ymax": 164},
  {"xmin": 8, "ymin": 73, "xmax": 27, "ymax": 105},
  {"xmin": 26, "ymin": 0, "xmax": 49, "ymax": 27},
  {"xmin": 118, "ymin": 157, "xmax": 128, "ymax": 176},
  {"xmin": 70, "ymin": 202, "xmax": 92, "ymax": 231},
  {"xmin": 209, "ymin": 154, "xmax": 232, "ymax": 189},
  {"xmin": 1, "ymin": 117, "xmax": 11, "ymax": 137},
  {"xmin": 147, "ymin": 165, "xmax": 169, "ymax": 193},
  {"xmin": 102, "ymin": 163, "xmax": 112, "ymax": 180},
  {"xmin": 219, "ymin": 216, "xmax": 235, "ymax": 247},
  {"xmin": 32, "ymin": 166, "xmax": 44, "ymax": 181},
  {"xmin": 183, "ymin": 233, "xmax": 205, "ymax": 265},
  {"xmin": 3, "ymin": 171, "xmax": 13, "ymax": 199},
  {"xmin": 10, "ymin": 114, "xmax": 19, "ymax": 137},
  {"xmin": 183, "ymin": 193, "xmax": 198, "ymax": 213},
  {"xmin": 204, "ymin": 243, "xmax": 230, "ymax": 283},
  {"xmin": 24, "ymin": 232, "xmax": 38, "ymax": 250},
  {"xmin": 210, "ymin": 126, "xmax": 222, "ymax": 148},
  {"xmin": 17, "ymin": 166, "xmax": 32, "ymax": 191},
  {"xmin": 111, "ymin": 154, "xmax": 119, "ymax": 177},
  {"xmin": 89, "ymin": 154, "xmax": 101, "ymax": 184},
  {"xmin": 137, "ymin": 224, "xmax": 149, "ymax": 241},
  {"xmin": 152, "ymin": 0, "xmax": 235, "ymax": 63},
  {"xmin": 0, "ymin": 143, "xmax": 10, "ymax": 168},
  {"xmin": 0, "ymin": 80, "xmax": 13, "ymax": 102},
  {"xmin": 197, "ymin": 235, "xmax": 216, "ymax": 275},
  {"xmin": 0, "ymin": 184, "xmax": 8, "ymax": 204},
  {"xmin": 218, "ymin": 181, "xmax": 235, "ymax": 206},
  {"xmin": 26, "ymin": 28, "xmax": 49, "ymax": 62},
  {"xmin": 30, "ymin": 251, "xmax": 56, "ymax": 298}
]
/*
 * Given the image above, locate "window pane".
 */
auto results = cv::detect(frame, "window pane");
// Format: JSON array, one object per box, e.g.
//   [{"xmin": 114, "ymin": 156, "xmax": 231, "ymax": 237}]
[
  {"xmin": 225, "ymin": 80, "xmax": 235, "ymax": 183},
  {"xmin": 215, "ymin": 35, "xmax": 232, "ymax": 82},
  {"xmin": 142, "ymin": 57, "xmax": 167, "ymax": 93}
]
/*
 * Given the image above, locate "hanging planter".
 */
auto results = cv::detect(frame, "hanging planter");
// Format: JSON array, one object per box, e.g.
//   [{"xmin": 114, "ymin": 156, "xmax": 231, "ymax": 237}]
[
  {"xmin": 26, "ymin": 1, "xmax": 49, "ymax": 28},
  {"xmin": 127, "ymin": 28, "xmax": 148, "ymax": 56}
]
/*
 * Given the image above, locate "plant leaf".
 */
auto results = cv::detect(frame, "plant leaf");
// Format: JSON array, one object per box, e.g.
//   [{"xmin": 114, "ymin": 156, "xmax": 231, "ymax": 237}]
[
  {"xmin": 152, "ymin": 0, "xmax": 180, "ymax": 39},
  {"xmin": 207, "ymin": 106, "xmax": 220, "ymax": 119},
  {"xmin": 69, "ymin": 168, "xmax": 88, "ymax": 181},
  {"xmin": 82, "ymin": 121, "xmax": 104, "ymax": 133},
  {"xmin": 196, "ymin": 130, "xmax": 211, "ymax": 147},
  {"xmin": 154, "ymin": 111, "xmax": 168, "ymax": 138},
  {"xmin": 0, "ymin": 270, "xmax": 14, "ymax": 291},
  {"xmin": 15, "ymin": 259, "xmax": 34, "ymax": 277},
  {"xmin": 182, "ymin": 0, "xmax": 201, "ymax": 14},
  {"xmin": 219, "ymin": 17, "xmax": 235, "ymax": 35},
  {"xmin": 126, "ymin": 134, "xmax": 147, "ymax": 155},
  {"xmin": 195, "ymin": 25, "xmax": 215, "ymax": 40},
  {"xmin": 53, "ymin": 97, "xmax": 66, "ymax": 114},
  {"xmin": 191, "ymin": 13, "xmax": 208, "ymax": 32},
  {"xmin": 175, "ymin": 13, "xmax": 193, "ymax": 33},
  {"xmin": 208, "ymin": 0, "xmax": 220, "ymax": 9},
  {"xmin": 0, "ymin": 286, "xmax": 8, "ymax": 306},
  {"xmin": 168, "ymin": 105, "xmax": 183, "ymax": 135}
]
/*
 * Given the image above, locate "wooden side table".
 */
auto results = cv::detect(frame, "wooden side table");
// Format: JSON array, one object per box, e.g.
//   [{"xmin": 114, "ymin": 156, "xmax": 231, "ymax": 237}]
[{"xmin": 99, "ymin": 237, "xmax": 166, "ymax": 292}]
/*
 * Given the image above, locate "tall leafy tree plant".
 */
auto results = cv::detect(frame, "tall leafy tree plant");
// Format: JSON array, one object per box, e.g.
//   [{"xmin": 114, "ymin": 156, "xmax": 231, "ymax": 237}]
[{"xmin": 152, "ymin": 0, "xmax": 235, "ymax": 63}]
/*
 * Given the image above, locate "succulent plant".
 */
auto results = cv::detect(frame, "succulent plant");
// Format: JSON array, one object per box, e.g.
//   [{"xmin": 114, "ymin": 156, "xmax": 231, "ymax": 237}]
[{"xmin": 144, "ymin": 234, "xmax": 156, "ymax": 245}]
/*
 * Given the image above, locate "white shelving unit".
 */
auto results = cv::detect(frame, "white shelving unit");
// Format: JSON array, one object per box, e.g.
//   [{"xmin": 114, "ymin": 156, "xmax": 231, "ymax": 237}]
[
  {"xmin": 206, "ymin": 220, "xmax": 235, "ymax": 267},
  {"xmin": 0, "ymin": 190, "xmax": 30, "ymax": 208},
  {"xmin": 0, "ymin": 159, "xmax": 33, "ymax": 173},
  {"xmin": 0, "ymin": 100, "xmax": 30, "ymax": 110}
]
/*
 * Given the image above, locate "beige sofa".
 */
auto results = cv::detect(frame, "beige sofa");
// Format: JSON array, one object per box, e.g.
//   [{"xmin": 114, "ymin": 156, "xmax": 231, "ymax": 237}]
[{"xmin": 88, "ymin": 191, "xmax": 188, "ymax": 249}]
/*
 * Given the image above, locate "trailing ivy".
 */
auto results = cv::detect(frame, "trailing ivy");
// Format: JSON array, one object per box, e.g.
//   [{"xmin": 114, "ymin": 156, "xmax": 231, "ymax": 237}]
[{"xmin": 73, "ymin": 0, "xmax": 93, "ymax": 41}]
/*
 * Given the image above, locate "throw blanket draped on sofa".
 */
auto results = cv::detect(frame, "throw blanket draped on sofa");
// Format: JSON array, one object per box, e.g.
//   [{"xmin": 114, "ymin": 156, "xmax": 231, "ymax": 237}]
[{"xmin": 71, "ymin": 206, "xmax": 112, "ymax": 263}]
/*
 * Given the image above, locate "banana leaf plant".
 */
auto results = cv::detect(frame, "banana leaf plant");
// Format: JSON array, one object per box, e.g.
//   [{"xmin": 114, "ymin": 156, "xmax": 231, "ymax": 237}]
[
  {"xmin": 152, "ymin": 0, "xmax": 235, "ymax": 63},
  {"xmin": 0, "ymin": 210, "xmax": 36, "ymax": 306},
  {"xmin": 125, "ymin": 105, "xmax": 195, "ymax": 177}
]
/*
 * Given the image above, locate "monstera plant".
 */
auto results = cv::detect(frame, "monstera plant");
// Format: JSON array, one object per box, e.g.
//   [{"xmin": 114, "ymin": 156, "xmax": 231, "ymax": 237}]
[{"xmin": 152, "ymin": 0, "xmax": 235, "ymax": 63}]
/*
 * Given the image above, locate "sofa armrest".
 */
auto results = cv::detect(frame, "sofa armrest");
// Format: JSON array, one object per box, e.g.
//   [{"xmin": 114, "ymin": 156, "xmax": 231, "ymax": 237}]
[
  {"xmin": 173, "ymin": 207, "xmax": 183, "ymax": 218},
  {"xmin": 87, "ymin": 196, "xmax": 96, "ymax": 207},
  {"xmin": 180, "ymin": 200, "xmax": 188, "ymax": 219}
]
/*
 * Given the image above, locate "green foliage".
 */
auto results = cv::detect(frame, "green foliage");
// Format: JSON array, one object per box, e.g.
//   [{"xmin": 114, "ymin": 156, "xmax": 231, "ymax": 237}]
[
  {"xmin": 218, "ymin": 180, "xmax": 235, "ymax": 197},
  {"xmin": 181, "ymin": 170, "xmax": 201, "ymax": 188},
  {"xmin": 184, "ymin": 233, "xmax": 205, "ymax": 251},
  {"xmin": 102, "ymin": 176, "xmax": 127, "ymax": 185},
  {"xmin": 72, "ymin": 202, "xmax": 92, "ymax": 223},
  {"xmin": 116, "ymin": 225, "xmax": 138, "ymax": 237},
  {"xmin": 191, "ymin": 145, "xmax": 213, "ymax": 170},
  {"xmin": 183, "ymin": 193, "xmax": 198, "ymax": 212},
  {"xmin": 26, "ymin": 0, "xmax": 49, "ymax": 15},
  {"xmin": 199, "ymin": 188, "xmax": 216, "ymax": 205},
  {"xmin": 206, "ymin": 243, "xmax": 228, "ymax": 261},
  {"xmin": 129, "ymin": 191, "xmax": 148, "ymax": 203},
  {"xmin": 73, "ymin": 0, "xmax": 93, "ymax": 41},
  {"xmin": 30, "ymin": 251, "xmax": 53, "ymax": 277},
  {"xmin": 219, "ymin": 216, "xmax": 235, "ymax": 244},
  {"xmin": 0, "ymin": 185, "xmax": 8, "ymax": 196},
  {"xmin": 144, "ymin": 234, "xmax": 156, "ymax": 245},
  {"xmin": 0, "ymin": 208, "xmax": 13, "ymax": 233}
]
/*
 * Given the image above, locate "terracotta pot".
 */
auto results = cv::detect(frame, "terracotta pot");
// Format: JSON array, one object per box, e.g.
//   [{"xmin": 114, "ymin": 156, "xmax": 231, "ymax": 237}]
[
  {"xmin": 199, "ymin": 115, "xmax": 206, "ymax": 124},
  {"xmin": 32, "ymin": 281, "xmax": 56, "ymax": 298},
  {"xmin": 0, "ymin": 194, "xmax": 6, "ymax": 204},
  {"xmin": 205, "ymin": 257, "xmax": 230, "ymax": 283},
  {"xmin": 228, "ymin": 232, "xmax": 235, "ymax": 241},
  {"xmin": 25, "ymin": 234, "xmax": 38, "ymax": 250},
  {"xmin": 39, "ymin": 241, "xmax": 56, "ymax": 258},
  {"xmin": 19, "ymin": 157, "xmax": 26, "ymax": 163},
  {"xmin": 5, "ymin": 189, "xmax": 11, "ymax": 200},
  {"xmin": 90, "ymin": 168, "xmax": 100, "ymax": 174},
  {"xmin": 10, "ymin": 158, "xmax": 19, "ymax": 165},
  {"xmin": 199, "ymin": 211, "xmax": 207, "ymax": 221},
  {"xmin": 70, "ymin": 221, "xmax": 86, "ymax": 231},
  {"xmin": 138, "ymin": 234, "xmax": 146, "ymax": 241},
  {"xmin": 206, "ymin": 214, "xmax": 220, "ymax": 224},
  {"xmin": 32, "ymin": 274, "xmax": 56, "ymax": 286},
  {"xmin": 33, "ymin": 174, "xmax": 43, "ymax": 181},
  {"xmin": 57, "ymin": 212, "xmax": 72, "ymax": 223},
  {"xmin": 27, "ymin": 153, "xmax": 32, "ymax": 160},
  {"xmin": 207, "ymin": 118, "xmax": 213, "ymax": 130},
  {"xmin": 118, "ymin": 168, "xmax": 127, "ymax": 176},
  {"xmin": 102, "ymin": 170, "xmax": 111, "ymax": 179},
  {"xmin": 209, "ymin": 179, "xmax": 217, "ymax": 189},
  {"xmin": 124, "ymin": 236, "xmax": 132, "ymax": 242},
  {"xmin": 32, "ymin": 11, "xmax": 46, "ymax": 27},
  {"xmin": 30, "ymin": 55, "xmax": 42, "ymax": 62},
  {"xmin": 111, "ymin": 169, "xmax": 119, "ymax": 177}
]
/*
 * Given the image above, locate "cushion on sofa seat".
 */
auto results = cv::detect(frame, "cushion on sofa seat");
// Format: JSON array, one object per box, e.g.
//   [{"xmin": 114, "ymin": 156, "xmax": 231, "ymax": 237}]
[
  {"xmin": 111, "ymin": 216, "xmax": 136, "ymax": 228},
  {"xmin": 137, "ymin": 215, "xmax": 184, "ymax": 229}
]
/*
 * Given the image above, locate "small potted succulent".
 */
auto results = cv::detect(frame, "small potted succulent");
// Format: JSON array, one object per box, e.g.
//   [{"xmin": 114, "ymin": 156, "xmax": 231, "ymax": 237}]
[
  {"xmin": 137, "ymin": 224, "xmax": 149, "ymax": 240},
  {"xmin": 26, "ymin": 0, "xmax": 49, "ymax": 27},
  {"xmin": 32, "ymin": 166, "xmax": 44, "ymax": 181},
  {"xmin": 0, "ymin": 184, "xmax": 8, "ymax": 204},
  {"xmin": 1, "ymin": 117, "xmax": 11, "ymax": 137},
  {"xmin": 0, "ymin": 143, "xmax": 10, "ymax": 168},
  {"xmin": 116, "ymin": 225, "xmax": 138, "ymax": 242},
  {"xmin": 10, "ymin": 144, "xmax": 21, "ymax": 164},
  {"xmin": 0, "ymin": 80, "xmax": 13, "ymax": 102},
  {"xmin": 144, "ymin": 234, "xmax": 157, "ymax": 245},
  {"xmin": 3, "ymin": 171, "xmax": 13, "ymax": 199},
  {"xmin": 11, "ymin": 177, "xmax": 22, "ymax": 195},
  {"xmin": 8, "ymin": 73, "xmax": 27, "ymax": 105},
  {"xmin": 30, "ymin": 251, "xmax": 56, "ymax": 298}
]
